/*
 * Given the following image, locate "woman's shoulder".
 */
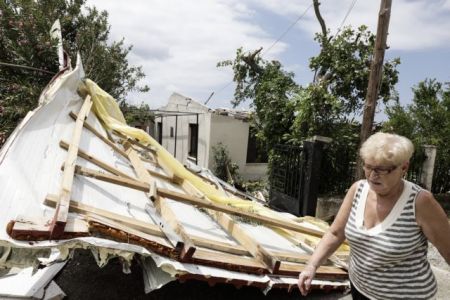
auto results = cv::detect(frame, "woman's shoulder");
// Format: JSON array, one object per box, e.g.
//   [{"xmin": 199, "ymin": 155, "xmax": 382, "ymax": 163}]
[{"xmin": 415, "ymin": 188, "xmax": 434, "ymax": 207}]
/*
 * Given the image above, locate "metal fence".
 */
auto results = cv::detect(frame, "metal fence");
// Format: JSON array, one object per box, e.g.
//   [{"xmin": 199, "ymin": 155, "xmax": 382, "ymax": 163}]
[
  {"xmin": 431, "ymin": 153, "xmax": 450, "ymax": 194},
  {"xmin": 269, "ymin": 144, "xmax": 306, "ymax": 215},
  {"xmin": 269, "ymin": 140, "xmax": 326, "ymax": 216},
  {"xmin": 405, "ymin": 146, "xmax": 426, "ymax": 187}
]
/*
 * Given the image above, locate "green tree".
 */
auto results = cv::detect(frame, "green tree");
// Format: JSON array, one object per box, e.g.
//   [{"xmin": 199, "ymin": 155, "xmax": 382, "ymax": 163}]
[
  {"xmin": 121, "ymin": 102, "xmax": 154, "ymax": 125},
  {"xmin": 220, "ymin": 25, "xmax": 399, "ymax": 194},
  {"xmin": 0, "ymin": 0, "xmax": 149, "ymax": 146},
  {"xmin": 212, "ymin": 142, "xmax": 241, "ymax": 186},
  {"xmin": 292, "ymin": 26, "xmax": 399, "ymax": 139},
  {"xmin": 384, "ymin": 79, "xmax": 450, "ymax": 193},
  {"xmin": 218, "ymin": 48, "xmax": 297, "ymax": 150}
]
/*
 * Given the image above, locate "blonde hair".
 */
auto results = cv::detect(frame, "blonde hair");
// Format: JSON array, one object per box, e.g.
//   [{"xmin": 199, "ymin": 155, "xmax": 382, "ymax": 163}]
[{"xmin": 359, "ymin": 132, "xmax": 414, "ymax": 166}]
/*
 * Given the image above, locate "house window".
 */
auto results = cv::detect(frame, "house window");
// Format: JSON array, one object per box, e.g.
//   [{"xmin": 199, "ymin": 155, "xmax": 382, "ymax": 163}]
[
  {"xmin": 170, "ymin": 127, "xmax": 174, "ymax": 138},
  {"xmin": 157, "ymin": 122, "xmax": 162, "ymax": 144},
  {"xmin": 246, "ymin": 127, "xmax": 268, "ymax": 163},
  {"xmin": 188, "ymin": 123, "xmax": 198, "ymax": 158}
]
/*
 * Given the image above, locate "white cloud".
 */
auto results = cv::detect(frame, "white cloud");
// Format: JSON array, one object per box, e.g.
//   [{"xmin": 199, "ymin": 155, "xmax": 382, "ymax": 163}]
[
  {"xmin": 251, "ymin": 0, "xmax": 450, "ymax": 51},
  {"xmin": 85, "ymin": 0, "xmax": 450, "ymax": 109},
  {"xmin": 87, "ymin": 0, "xmax": 288, "ymax": 108}
]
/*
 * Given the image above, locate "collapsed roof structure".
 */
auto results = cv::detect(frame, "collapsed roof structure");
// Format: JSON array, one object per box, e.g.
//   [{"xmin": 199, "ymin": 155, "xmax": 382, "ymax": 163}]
[{"xmin": 0, "ymin": 56, "xmax": 349, "ymax": 298}]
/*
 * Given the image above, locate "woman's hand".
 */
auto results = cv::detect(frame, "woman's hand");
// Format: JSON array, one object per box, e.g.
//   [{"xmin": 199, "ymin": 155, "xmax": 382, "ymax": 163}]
[{"xmin": 297, "ymin": 264, "xmax": 317, "ymax": 296}]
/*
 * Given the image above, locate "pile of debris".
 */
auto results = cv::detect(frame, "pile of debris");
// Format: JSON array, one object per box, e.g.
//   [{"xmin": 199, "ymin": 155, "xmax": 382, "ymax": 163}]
[{"xmin": 0, "ymin": 57, "xmax": 349, "ymax": 298}]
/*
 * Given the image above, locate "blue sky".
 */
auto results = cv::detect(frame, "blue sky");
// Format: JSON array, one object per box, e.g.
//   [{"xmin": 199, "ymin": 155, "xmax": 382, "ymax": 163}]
[{"xmin": 88, "ymin": 0, "xmax": 450, "ymax": 120}]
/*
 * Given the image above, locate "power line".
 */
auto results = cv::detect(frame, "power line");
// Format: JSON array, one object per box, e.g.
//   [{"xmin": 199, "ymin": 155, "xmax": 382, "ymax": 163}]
[
  {"xmin": 0, "ymin": 61, "xmax": 55, "ymax": 75},
  {"xmin": 263, "ymin": 3, "xmax": 313, "ymax": 56},
  {"xmin": 208, "ymin": 4, "xmax": 313, "ymax": 105},
  {"xmin": 335, "ymin": 0, "xmax": 358, "ymax": 37}
]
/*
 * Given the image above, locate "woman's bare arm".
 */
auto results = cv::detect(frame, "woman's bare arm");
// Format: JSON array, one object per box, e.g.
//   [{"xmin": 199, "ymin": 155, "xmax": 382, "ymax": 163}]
[
  {"xmin": 298, "ymin": 181, "xmax": 358, "ymax": 296},
  {"xmin": 306, "ymin": 181, "xmax": 358, "ymax": 268}
]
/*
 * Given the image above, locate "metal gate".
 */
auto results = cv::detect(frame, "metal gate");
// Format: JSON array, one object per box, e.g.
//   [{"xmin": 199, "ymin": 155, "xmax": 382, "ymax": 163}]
[{"xmin": 269, "ymin": 139, "xmax": 327, "ymax": 216}]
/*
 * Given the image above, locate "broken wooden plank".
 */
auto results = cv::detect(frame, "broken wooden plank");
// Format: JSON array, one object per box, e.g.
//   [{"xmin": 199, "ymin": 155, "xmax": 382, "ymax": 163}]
[
  {"xmin": 45, "ymin": 194, "xmax": 245, "ymax": 255},
  {"xmin": 88, "ymin": 218, "xmax": 178, "ymax": 258},
  {"xmin": 126, "ymin": 143, "xmax": 157, "ymax": 199},
  {"xmin": 210, "ymin": 209, "xmax": 281, "ymax": 273},
  {"xmin": 8, "ymin": 215, "xmax": 89, "ymax": 240},
  {"xmin": 269, "ymin": 250, "xmax": 311, "ymax": 264},
  {"xmin": 59, "ymin": 140, "xmax": 135, "ymax": 181},
  {"xmin": 147, "ymin": 168, "xmax": 175, "ymax": 182},
  {"xmin": 279, "ymin": 229, "xmax": 348, "ymax": 270},
  {"xmin": 191, "ymin": 248, "xmax": 267, "ymax": 275},
  {"xmin": 157, "ymin": 187, "xmax": 325, "ymax": 238},
  {"xmin": 69, "ymin": 111, "xmax": 128, "ymax": 158},
  {"xmin": 181, "ymin": 181, "xmax": 281, "ymax": 273},
  {"xmin": 52, "ymin": 96, "xmax": 92, "ymax": 238},
  {"xmin": 124, "ymin": 143, "xmax": 196, "ymax": 260},
  {"xmin": 190, "ymin": 236, "xmax": 249, "ymax": 256},
  {"xmin": 88, "ymin": 216, "xmax": 266, "ymax": 275},
  {"xmin": 45, "ymin": 194, "xmax": 162, "ymax": 236},
  {"xmin": 71, "ymin": 165, "xmax": 150, "ymax": 192},
  {"xmin": 113, "ymin": 130, "xmax": 157, "ymax": 153}
]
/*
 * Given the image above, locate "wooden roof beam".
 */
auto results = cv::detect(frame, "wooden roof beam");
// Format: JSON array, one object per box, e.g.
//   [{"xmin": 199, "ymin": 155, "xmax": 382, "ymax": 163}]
[{"xmin": 51, "ymin": 96, "xmax": 92, "ymax": 238}]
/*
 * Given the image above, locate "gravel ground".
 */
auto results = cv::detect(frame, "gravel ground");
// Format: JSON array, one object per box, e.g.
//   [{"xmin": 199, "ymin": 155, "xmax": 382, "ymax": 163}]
[{"xmin": 428, "ymin": 243, "xmax": 450, "ymax": 300}]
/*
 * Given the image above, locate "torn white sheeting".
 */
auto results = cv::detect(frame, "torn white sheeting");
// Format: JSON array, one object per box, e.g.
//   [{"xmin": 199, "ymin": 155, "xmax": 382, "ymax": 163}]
[
  {"xmin": 0, "ymin": 251, "xmax": 66, "ymax": 298},
  {"xmin": 142, "ymin": 253, "xmax": 349, "ymax": 293}
]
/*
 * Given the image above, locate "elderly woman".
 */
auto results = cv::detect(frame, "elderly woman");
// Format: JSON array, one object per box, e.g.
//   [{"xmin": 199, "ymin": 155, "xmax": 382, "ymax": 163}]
[{"xmin": 298, "ymin": 132, "xmax": 450, "ymax": 299}]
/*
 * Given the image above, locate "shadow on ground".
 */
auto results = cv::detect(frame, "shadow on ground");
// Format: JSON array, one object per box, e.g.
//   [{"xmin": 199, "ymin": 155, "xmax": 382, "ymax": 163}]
[{"xmin": 54, "ymin": 249, "xmax": 349, "ymax": 300}]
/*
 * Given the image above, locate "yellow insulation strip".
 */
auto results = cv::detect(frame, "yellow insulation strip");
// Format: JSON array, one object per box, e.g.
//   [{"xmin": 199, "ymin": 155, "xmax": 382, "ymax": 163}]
[
  {"xmin": 81, "ymin": 79, "xmax": 348, "ymax": 255},
  {"xmin": 82, "ymin": 79, "xmax": 283, "ymax": 217}
]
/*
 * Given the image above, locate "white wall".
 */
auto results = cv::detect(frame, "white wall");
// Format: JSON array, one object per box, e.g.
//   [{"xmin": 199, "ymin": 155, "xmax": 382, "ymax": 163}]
[
  {"xmin": 209, "ymin": 114, "xmax": 267, "ymax": 180},
  {"xmin": 157, "ymin": 92, "xmax": 267, "ymax": 180},
  {"xmin": 157, "ymin": 93, "xmax": 211, "ymax": 168}
]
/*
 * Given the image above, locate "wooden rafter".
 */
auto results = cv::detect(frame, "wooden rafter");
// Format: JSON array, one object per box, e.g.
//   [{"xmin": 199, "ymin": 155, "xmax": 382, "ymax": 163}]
[
  {"xmin": 45, "ymin": 194, "xmax": 246, "ymax": 255},
  {"xmin": 51, "ymin": 96, "xmax": 92, "ymax": 238},
  {"xmin": 69, "ymin": 112, "xmax": 128, "ymax": 158},
  {"xmin": 124, "ymin": 142, "xmax": 196, "ymax": 260},
  {"xmin": 60, "ymin": 140, "xmax": 135, "ymax": 180},
  {"xmin": 113, "ymin": 130, "xmax": 157, "ymax": 153},
  {"xmin": 157, "ymin": 187, "xmax": 325, "ymax": 238},
  {"xmin": 70, "ymin": 165, "xmax": 150, "ymax": 192},
  {"xmin": 181, "ymin": 181, "xmax": 281, "ymax": 273}
]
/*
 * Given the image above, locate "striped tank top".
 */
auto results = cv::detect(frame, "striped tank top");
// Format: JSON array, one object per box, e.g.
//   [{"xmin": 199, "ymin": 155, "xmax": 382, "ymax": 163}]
[{"xmin": 344, "ymin": 179, "xmax": 437, "ymax": 300}]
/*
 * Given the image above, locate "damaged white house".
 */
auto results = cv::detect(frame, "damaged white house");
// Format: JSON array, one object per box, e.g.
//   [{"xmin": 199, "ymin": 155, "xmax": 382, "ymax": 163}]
[{"xmin": 155, "ymin": 93, "xmax": 268, "ymax": 180}]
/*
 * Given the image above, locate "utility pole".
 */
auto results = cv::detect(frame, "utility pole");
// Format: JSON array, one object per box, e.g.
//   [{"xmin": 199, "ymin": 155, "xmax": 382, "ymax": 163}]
[{"xmin": 356, "ymin": 0, "xmax": 393, "ymax": 179}]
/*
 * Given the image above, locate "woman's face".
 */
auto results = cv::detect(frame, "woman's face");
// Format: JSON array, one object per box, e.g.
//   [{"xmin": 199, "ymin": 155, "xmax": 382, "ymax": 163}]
[{"xmin": 363, "ymin": 158, "xmax": 407, "ymax": 195}]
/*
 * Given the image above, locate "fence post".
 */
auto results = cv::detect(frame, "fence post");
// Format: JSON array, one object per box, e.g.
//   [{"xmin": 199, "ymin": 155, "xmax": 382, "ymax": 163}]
[
  {"xmin": 420, "ymin": 145, "xmax": 437, "ymax": 191},
  {"xmin": 302, "ymin": 136, "xmax": 332, "ymax": 216}
]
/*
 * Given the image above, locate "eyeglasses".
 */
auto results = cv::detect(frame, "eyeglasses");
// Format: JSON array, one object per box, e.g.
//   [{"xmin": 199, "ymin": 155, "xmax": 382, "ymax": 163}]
[{"xmin": 362, "ymin": 164, "xmax": 398, "ymax": 175}]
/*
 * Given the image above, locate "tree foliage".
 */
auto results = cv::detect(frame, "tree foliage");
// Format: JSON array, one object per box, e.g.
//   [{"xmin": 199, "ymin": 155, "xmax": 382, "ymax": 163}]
[
  {"xmin": 121, "ymin": 102, "xmax": 154, "ymax": 125},
  {"xmin": 0, "ymin": 0, "xmax": 149, "ymax": 146},
  {"xmin": 212, "ymin": 142, "xmax": 241, "ymax": 186},
  {"xmin": 384, "ymin": 79, "xmax": 450, "ymax": 193},
  {"xmin": 218, "ymin": 48, "xmax": 297, "ymax": 150},
  {"xmin": 220, "ymin": 24, "xmax": 400, "ymax": 194}
]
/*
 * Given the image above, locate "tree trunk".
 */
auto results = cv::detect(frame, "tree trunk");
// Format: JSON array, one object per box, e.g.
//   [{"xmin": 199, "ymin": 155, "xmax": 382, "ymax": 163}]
[{"xmin": 356, "ymin": 0, "xmax": 393, "ymax": 179}]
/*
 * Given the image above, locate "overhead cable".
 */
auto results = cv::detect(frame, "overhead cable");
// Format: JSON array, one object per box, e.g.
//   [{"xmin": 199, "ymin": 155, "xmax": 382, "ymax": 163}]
[{"xmin": 209, "ymin": 4, "xmax": 313, "ymax": 104}]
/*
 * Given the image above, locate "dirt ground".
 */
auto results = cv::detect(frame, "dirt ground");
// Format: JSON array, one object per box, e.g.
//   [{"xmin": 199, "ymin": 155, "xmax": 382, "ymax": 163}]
[{"xmin": 54, "ymin": 249, "xmax": 349, "ymax": 300}]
